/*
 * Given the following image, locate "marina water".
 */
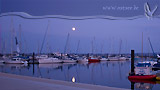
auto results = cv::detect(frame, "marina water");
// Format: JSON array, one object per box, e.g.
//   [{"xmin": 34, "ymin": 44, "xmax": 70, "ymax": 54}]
[{"xmin": 0, "ymin": 60, "xmax": 160, "ymax": 90}]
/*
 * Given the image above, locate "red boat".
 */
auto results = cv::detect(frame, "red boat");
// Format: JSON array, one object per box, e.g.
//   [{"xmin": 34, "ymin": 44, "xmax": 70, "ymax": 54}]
[
  {"xmin": 88, "ymin": 59, "xmax": 100, "ymax": 62},
  {"xmin": 128, "ymin": 75, "xmax": 156, "ymax": 80}
]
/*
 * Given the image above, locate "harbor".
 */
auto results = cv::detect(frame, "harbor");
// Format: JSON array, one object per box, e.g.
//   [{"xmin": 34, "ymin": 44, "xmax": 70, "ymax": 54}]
[
  {"xmin": 1, "ymin": 1, "xmax": 160, "ymax": 90},
  {"xmin": 0, "ymin": 52, "xmax": 160, "ymax": 89}
]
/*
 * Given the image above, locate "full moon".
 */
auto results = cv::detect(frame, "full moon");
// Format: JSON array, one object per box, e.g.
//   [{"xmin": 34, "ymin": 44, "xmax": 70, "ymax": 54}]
[{"xmin": 72, "ymin": 27, "xmax": 76, "ymax": 31}]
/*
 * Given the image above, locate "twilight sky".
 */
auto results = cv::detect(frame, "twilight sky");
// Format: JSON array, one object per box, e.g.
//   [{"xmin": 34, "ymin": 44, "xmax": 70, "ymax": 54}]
[
  {"xmin": 0, "ymin": 16, "xmax": 160, "ymax": 54},
  {"xmin": 0, "ymin": 0, "xmax": 160, "ymax": 54}
]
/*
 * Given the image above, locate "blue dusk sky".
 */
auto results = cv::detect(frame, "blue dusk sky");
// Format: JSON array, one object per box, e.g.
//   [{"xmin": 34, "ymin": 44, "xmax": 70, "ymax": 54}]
[
  {"xmin": 0, "ymin": 0, "xmax": 160, "ymax": 54},
  {"xmin": 0, "ymin": 16, "xmax": 160, "ymax": 54}
]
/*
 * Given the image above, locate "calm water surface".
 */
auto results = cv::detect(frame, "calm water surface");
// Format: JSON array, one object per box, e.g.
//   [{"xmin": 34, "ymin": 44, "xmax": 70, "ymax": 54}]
[{"xmin": 0, "ymin": 60, "xmax": 160, "ymax": 90}]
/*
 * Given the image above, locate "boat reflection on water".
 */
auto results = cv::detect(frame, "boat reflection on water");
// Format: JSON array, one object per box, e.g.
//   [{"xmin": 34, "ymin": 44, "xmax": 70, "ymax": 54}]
[
  {"xmin": 0, "ymin": 63, "xmax": 28, "ymax": 70},
  {"xmin": 6, "ymin": 64, "xmax": 28, "ymax": 68},
  {"xmin": 129, "ymin": 79, "xmax": 156, "ymax": 84},
  {"xmin": 135, "ymin": 83, "xmax": 153, "ymax": 90},
  {"xmin": 130, "ymin": 81, "xmax": 155, "ymax": 90},
  {"xmin": 72, "ymin": 77, "xmax": 76, "ymax": 83},
  {"xmin": 38, "ymin": 63, "xmax": 63, "ymax": 69},
  {"xmin": 129, "ymin": 75, "xmax": 160, "ymax": 90}
]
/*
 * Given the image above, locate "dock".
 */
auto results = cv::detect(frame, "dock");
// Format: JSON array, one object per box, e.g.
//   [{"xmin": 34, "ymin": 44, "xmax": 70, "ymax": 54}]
[{"xmin": 0, "ymin": 72, "xmax": 129, "ymax": 90}]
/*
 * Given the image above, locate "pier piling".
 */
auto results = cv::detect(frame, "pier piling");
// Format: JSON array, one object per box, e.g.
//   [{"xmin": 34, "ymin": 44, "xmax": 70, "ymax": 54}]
[
  {"xmin": 33, "ymin": 52, "xmax": 35, "ymax": 64},
  {"xmin": 131, "ymin": 82, "xmax": 135, "ymax": 90},
  {"xmin": 131, "ymin": 50, "xmax": 135, "ymax": 76},
  {"xmin": 33, "ymin": 52, "xmax": 35, "ymax": 74}
]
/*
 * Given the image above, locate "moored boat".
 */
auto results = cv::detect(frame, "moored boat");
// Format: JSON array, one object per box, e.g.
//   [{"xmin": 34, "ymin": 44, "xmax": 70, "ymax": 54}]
[
  {"xmin": 100, "ymin": 58, "xmax": 109, "ymax": 61},
  {"xmin": 77, "ymin": 58, "xmax": 88, "ymax": 63},
  {"xmin": 38, "ymin": 58, "xmax": 62, "ymax": 64},
  {"xmin": 62, "ymin": 60, "xmax": 77, "ymax": 63},
  {"xmin": 5, "ymin": 57, "xmax": 28, "ymax": 64},
  {"xmin": 128, "ymin": 60, "xmax": 156, "ymax": 82},
  {"xmin": 118, "ymin": 57, "xmax": 127, "ymax": 61},
  {"xmin": 108, "ymin": 57, "xmax": 119, "ymax": 61},
  {"xmin": 138, "ymin": 61, "xmax": 157, "ymax": 66},
  {"xmin": 88, "ymin": 58, "xmax": 100, "ymax": 62},
  {"xmin": 87, "ymin": 56, "xmax": 100, "ymax": 62},
  {"xmin": 128, "ymin": 75, "xmax": 156, "ymax": 80},
  {"xmin": 134, "ymin": 62, "xmax": 153, "ymax": 75}
]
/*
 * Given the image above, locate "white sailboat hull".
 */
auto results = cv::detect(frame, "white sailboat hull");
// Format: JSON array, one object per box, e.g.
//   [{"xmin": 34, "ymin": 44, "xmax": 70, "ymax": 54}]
[
  {"xmin": 119, "ymin": 57, "xmax": 127, "ymax": 61},
  {"xmin": 100, "ymin": 58, "xmax": 109, "ymax": 61},
  {"xmin": 38, "ymin": 58, "xmax": 62, "ymax": 64},
  {"xmin": 62, "ymin": 60, "xmax": 77, "ymax": 63},
  {"xmin": 108, "ymin": 57, "xmax": 119, "ymax": 61},
  {"xmin": 78, "ymin": 59, "xmax": 88, "ymax": 63}
]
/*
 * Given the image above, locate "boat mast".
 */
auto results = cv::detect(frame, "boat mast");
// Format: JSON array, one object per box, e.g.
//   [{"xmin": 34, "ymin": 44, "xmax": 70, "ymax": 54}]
[
  {"xmin": 2, "ymin": 40, "xmax": 6, "ymax": 54},
  {"xmin": 0, "ymin": 25, "xmax": 6, "ymax": 54},
  {"xmin": 46, "ymin": 42, "xmax": 50, "ymax": 54},
  {"xmin": 2, "ymin": 39, "xmax": 5, "ymax": 54},
  {"xmin": 100, "ymin": 41, "xmax": 104, "ymax": 54},
  {"xmin": 40, "ymin": 20, "xmax": 50, "ymax": 54},
  {"xmin": 142, "ymin": 32, "xmax": 143, "ymax": 60},
  {"xmin": 10, "ymin": 18, "xmax": 14, "ymax": 56},
  {"xmin": 37, "ymin": 40, "xmax": 40, "ymax": 54},
  {"xmin": 23, "ymin": 33, "xmax": 28, "ymax": 53},
  {"xmin": 148, "ymin": 37, "xmax": 156, "ymax": 58},
  {"xmin": 119, "ymin": 39, "xmax": 122, "ymax": 56},
  {"xmin": 0, "ymin": 1, "xmax": 1, "ymax": 54},
  {"xmin": 91, "ymin": 36, "xmax": 95, "ymax": 55},
  {"xmin": 0, "ymin": 24, "xmax": 1, "ymax": 54},
  {"xmin": 76, "ymin": 40, "xmax": 80, "ymax": 54},
  {"xmin": 64, "ymin": 33, "xmax": 70, "ymax": 54},
  {"xmin": 91, "ymin": 40, "xmax": 93, "ymax": 54},
  {"xmin": 19, "ymin": 24, "xmax": 22, "ymax": 53}
]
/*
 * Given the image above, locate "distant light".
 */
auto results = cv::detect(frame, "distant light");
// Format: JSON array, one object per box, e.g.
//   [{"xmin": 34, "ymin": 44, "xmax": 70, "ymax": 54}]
[
  {"xmin": 72, "ymin": 27, "xmax": 76, "ymax": 31},
  {"xmin": 72, "ymin": 77, "xmax": 76, "ymax": 83}
]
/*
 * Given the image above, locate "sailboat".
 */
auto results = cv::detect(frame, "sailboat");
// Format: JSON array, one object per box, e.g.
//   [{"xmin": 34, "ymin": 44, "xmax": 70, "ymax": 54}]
[
  {"xmin": 128, "ymin": 32, "xmax": 156, "ymax": 81},
  {"xmin": 88, "ymin": 56, "xmax": 100, "ymax": 62},
  {"xmin": 77, "ymin": 58, "xmax": 88, "ymax": 63},
  {"xmin": 87, "ymin": 37, "xmax": 100, "ymax": 62},
  {"xmin": 61, "ymin": 33, "xmax": 77, "ymax": 63},
  {"xmin": 5, "ymin": 57, "xmax": 27, "ymax": 64},
  {"xmin": 5, "ymin": 37, "xmax": 28, "ymax": 64},
  {"xmin": 108, "ymin": 56, "xmax": 119, "ymax": 61},
  {"xmin": 37, "ymin": 55, "xmax": 62, "ymax": 64},
  {"xmin": 137, "ymin": 37, "xmax": 157, "ymax": 70},
  {"xmin": 5, "ymin": 23, "xmax": 28, "ymax": 64},
  {"xmin": 118, "ymin": 40, "xmax": 127, "ymax": 61},
  {"xmin": 0, "ymin": 56, "xmax": 4, "ymax": 63},
  {"xmin": 108, "ymin": 38, "xmax": 119, "ymax": 61}
]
